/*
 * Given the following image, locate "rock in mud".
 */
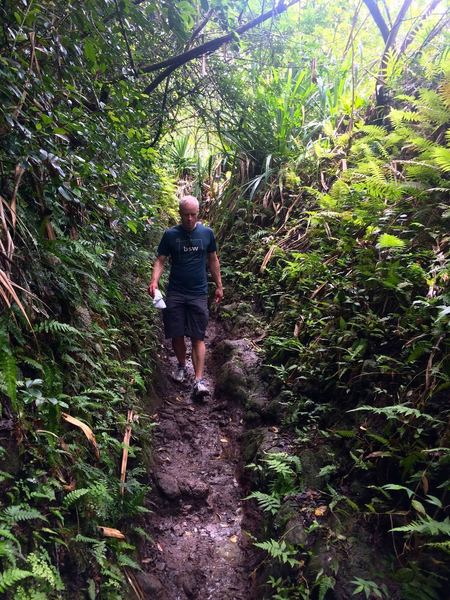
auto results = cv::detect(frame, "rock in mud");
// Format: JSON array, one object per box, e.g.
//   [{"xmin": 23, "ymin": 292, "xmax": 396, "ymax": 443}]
[
  {"xmin": 283, "ymin": 516, "xmax": 308, "ymax": 546},
  {"xmin": 215, "ymin": 361, "xmax": 248, "ymax": 402},
  {"xmin": 162, "ymin": 420, "xmax": 179, "ymax": 440},
  {"xmin": 188, "ymin": 479, "xmax": 210, "ymax": 499},
  {"xmin": 135, "ymin": 572, "xmax": 167, "ymax": 599},
  {"xmin": 155, "ymin": 472, "xmax": 181, "ymax": 499},
  {"xmin": 177, "ymin": 569, "xmax": 205, "ymax": 598}
]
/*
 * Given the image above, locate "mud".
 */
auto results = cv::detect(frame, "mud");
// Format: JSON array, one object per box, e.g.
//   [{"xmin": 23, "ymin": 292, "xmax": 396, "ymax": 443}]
[{"xmin": 140, "ymin": 322, "xmax": 260, "ymax": 599}]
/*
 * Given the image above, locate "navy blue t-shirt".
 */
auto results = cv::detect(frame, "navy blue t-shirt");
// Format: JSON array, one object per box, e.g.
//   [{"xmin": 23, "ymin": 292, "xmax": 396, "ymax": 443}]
[{"xmin": 157, "ymin": 223, "xmax": 217, "ymax": 295}]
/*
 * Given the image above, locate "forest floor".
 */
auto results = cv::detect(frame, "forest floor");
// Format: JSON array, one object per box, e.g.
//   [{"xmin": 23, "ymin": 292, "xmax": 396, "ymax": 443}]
[{"xmin": 138, "ymin": 320, "xmax": 261, "ymax": 599}]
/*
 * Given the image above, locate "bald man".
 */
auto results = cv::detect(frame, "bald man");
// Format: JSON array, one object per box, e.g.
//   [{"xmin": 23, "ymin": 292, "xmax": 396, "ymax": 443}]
[{"xmin": 148, "ymin": 196, "xmax": 223, "ymax": 398}]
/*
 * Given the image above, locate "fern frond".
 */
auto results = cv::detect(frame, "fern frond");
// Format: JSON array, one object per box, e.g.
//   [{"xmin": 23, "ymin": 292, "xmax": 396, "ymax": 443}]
[
  {"xmin": 356, "ymin": 124, "xmax": 388, "ymax": 139},
  {"xmin": 245, "ymin": 491, "xmax": 281, "ymax": 515},
  {"xmin": 263, "ymin": 452, "xmax": 302, "ymax": 478},
  {"xmin": 0, "ymin": 540, "xmax": 17, "ymax": 564},
  {"xmin": 73, "ymin": 533, "xmax": 100, "ymax": 544},
  {"xmin": 0, "ymin": 527, "xmax": 21, "ymax": 546},
  {"xmin": 433, "ymin": 146, "xmax": 450, "ymax": 173},
  {"xmin": 391, "ymin": 516, "xmax": 450, "ymax": 536},
  {"xmin": 15, "ymin": 587, "xmax": 48, "ymax": 600},
  {"xmin": 1, "ymin": 505, "xmax": 47, "ymax": 524},
  {"xmin": 390, "ymin": 108, "xmax": 422, "ymax": 127},
  {"xmin": 131, "ymin": 527, "xmax": 153, "ymax": 543},
  {"xmin": 417, "ymin": 89, "xmax": 449, "ymax": 126},
  {"xmin": 0, "ymin": 568, "xmax": 33, "ymax": 593},
  {"xmin": 63, "ymin": 488, "xmax": 89, "ymax": 508},
  {"xmin": 348, "ymin": 404, "xmax": 436, "ymax": 423},
  {"xmin": 423, "ymin": 540, "xmax": 450, "ymax": 554},
  {"xmin": 27, "ymin": 552, "xmax": 65, "ymax": 591},
  {"xmin": 316, "ymin": 575, "xmax": 336, "ymax": 600},
  {"xmin": 35, "ymin": 320, "xmax": 83, "ymax": 337},
  {"xmin": 116, "ymin": 553, "xmax": 142, "ymax": 570},
  {"xmin": 254, "ymin": 539, "xmax": 299, "ymax": 567},
  {"xmin": 0, "ymin": 350, "xmax": 17, "ymax": 404}
]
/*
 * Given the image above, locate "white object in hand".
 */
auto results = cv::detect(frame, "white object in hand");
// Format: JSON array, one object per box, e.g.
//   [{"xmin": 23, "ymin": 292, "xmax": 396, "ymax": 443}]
[{"xmin": 152, "ymin": 289, "xmax": 166, "ymax": 309}]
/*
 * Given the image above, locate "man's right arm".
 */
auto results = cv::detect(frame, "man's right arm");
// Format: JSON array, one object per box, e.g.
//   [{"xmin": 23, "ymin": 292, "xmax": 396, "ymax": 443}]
[{"xmin": 147, "ymin": 255, "xmax": 167, "ymax": 297}]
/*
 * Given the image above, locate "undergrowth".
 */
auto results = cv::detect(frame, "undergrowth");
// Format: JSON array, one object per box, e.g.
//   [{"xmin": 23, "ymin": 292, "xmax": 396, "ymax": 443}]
[{"xmin": 217, "ymin": 64, "xmax": 450, "ymax": 598}]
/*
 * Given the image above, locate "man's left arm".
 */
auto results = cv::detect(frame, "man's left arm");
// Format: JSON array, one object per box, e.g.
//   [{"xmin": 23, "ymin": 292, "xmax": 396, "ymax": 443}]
[{"xmin": 208, "ymin": 252, "xmax": 223, "ymax": 303}]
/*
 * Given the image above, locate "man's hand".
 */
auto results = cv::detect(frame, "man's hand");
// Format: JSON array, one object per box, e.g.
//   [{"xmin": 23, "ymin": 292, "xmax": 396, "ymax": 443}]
[
  {"xmin": 215, "ymin": 286, "xmax": 224, "ymax": 304},
  {"xmin": 147, "ymin": 281, "xmax": 158, "ymax": 298},
  {"xmin": 148, "ymin": 256, "xmax": 166, "ymax": 298}
]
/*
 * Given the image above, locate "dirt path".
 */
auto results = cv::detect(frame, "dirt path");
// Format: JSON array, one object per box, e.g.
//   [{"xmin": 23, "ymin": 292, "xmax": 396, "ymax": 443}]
[{"xmin": 139, "ymin": 321, "xmax": 258, "ymax": 599}]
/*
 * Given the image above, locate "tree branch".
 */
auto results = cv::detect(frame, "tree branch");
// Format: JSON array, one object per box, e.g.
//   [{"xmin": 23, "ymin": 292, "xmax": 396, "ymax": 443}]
[
  {"xmin": 140, "ymin": 0, "xmax": 299, "ymax": 77},
  {"xmin": 187, "ymin": 9, "xmax": 214, "ymax": 48},
  {"xmin": 400, "ymin": 0, "xmax": 443, "ymax": 53},
  {"xmin": 363, "ymin": 0, "xmax": 389, "ymax": 42},
  {"xmin": 114, "ymin": 0, "xmax": 137, "ymax": 75},
  {"xmin": 383, "ymin": 0, "xmax": 413, "ymax": 54}
]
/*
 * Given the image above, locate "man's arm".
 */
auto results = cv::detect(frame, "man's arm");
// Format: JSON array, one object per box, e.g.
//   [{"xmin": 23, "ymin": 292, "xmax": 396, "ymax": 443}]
[
  {"xmin": 147, "ymin": 255, "xmax": 167, "ymax": 297},
  {"xmin": 208, "ymin": 252, "xmax": 223, "ymax": 303}
]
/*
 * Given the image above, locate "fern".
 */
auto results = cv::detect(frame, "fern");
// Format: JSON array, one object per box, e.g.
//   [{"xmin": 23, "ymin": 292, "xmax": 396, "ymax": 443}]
[
  {"xmin": 433, "ymin": 146, "xmax": 450, "ymax": 173},
  {"xmin": 316, "ymin": 574, "xmax": 336, "ymax": 600},
  {"xmin": 254, "ymin": 539, "xmax": 299, "ymax": 567},
  {"xmin": 0, "ymin": 349, "xmax": 17, "ymax": 405},
  {"xmin": 391, "ymin": 515, "xmax": 450, "ymax": 536},
  {"xmin": 245, "ymin": 491, "xmax": 281, "ymax": 515},
  {"xmin": 0, "ymin": 568, "xmax": 33, "ymax": 592},
  {"xmin": 131, "ymin": 526, "xmax": 153, "ymax": 542},
  {"xmin": 1, "ymin": 505, "xmax": 47, "ymax": 524},
  {"xmin": 0, "ymin": 527, "xmax": 21, "ymax": 546},
  {"xmin": 27, "ymin": 551, "xmax": 65, "ymax": 591},
  {"xmin": 348, "ymin": 404, "xmax": 436, "ymax": 423},
  {"xmin": 15, "ymin": 587, "xmax": 48, "ymax": 600},
  {"xmin": 35, "ymin": 320, "xmax": 83, "ymax": 337},
  {"xmin": 0, "ymin": 540, "xmax": 17, "ymax": 564},
  {"xmin": 73, "ymin": 533, "xmax": 100, "ymax": 544},
  {"xmin": 116, "ymin": 553, "xmax": 142, "ymax": 570},
  {"xmin": 92, "ymin": 541, "xmax": 107, "ymax": 567},
  {"xmin": 263, "ymin": 452, "xmax": 302, "ymax": 478},
  {"xmin": 63, "ymin": 488, "xmax": 89, "ymax": 508},
  {"xmin": 424, "ymin": 540, "xmax": 450, "ymax": 554}
]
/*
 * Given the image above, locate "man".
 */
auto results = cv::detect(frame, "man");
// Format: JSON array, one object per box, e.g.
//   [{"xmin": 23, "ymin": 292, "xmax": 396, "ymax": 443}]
[{"xmin": 148, "ymin": 195, "xmax": 223, "ymax": 398}]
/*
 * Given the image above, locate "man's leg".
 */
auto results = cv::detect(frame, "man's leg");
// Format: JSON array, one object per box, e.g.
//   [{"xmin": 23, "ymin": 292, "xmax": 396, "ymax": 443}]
[
  {"xmin": 172, "ymin": 336, "xmax": 187, "ymax": 366},
  {"xmin": 191, "ymin": 338, "xmax": 206, "ymax": 381}
]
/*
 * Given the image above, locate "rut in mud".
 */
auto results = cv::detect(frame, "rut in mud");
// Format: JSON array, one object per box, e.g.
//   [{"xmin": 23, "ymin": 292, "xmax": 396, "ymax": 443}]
[{"xmin": 139, "ymin": 321, "xmax": 261, "ymax": 600}]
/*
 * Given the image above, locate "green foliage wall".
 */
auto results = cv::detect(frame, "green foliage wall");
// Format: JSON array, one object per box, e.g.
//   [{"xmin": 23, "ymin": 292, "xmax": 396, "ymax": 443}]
[
  {"xmin": 215, "ymin": 59, "xmax": 450, "ymax": 597},
  {"xmin": 0, "ymin": 1, "xmax": 177, "ymax": 597}
]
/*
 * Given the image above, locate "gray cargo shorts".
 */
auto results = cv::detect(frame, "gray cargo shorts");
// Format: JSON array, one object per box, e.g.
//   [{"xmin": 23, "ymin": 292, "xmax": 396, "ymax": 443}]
[{"xmin": 162, "ymin": 291, "xmax": 209, "ymax": 340}]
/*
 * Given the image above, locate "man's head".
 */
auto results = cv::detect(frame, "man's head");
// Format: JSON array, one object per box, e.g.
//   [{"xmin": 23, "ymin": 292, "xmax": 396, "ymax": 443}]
[{"xmin": 179, "ymin": 195, "xmax": 199, "ymax": 232}]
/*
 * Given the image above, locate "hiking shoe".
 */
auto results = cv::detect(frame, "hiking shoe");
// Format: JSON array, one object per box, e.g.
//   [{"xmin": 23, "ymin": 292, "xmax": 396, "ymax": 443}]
[
  {"xmin": 172, "ymin": 364, "xmax": 187, "ymax": 383},
  {"xmin": 192, "ymin": 378, "xmax": 209, "ymax": 399}
]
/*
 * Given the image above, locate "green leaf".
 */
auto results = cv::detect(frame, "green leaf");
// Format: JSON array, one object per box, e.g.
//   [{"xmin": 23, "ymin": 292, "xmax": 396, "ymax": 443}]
[
  {"xmin": 411, "ymin": 499, "xmax": 426, "ymax": 515},
  {"xmin": 83, "ymin": 40, "xmax": 97, "ymax": 64},
  {"xmin": 377, "ymin": 234, "xmax": 405, "ymax": 249}
]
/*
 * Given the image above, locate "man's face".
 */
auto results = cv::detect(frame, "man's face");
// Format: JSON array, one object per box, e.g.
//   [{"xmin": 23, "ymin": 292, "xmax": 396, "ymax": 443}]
[{"xmin": 179, "ymin": 202, "xmax": 199, "ymax": 231}]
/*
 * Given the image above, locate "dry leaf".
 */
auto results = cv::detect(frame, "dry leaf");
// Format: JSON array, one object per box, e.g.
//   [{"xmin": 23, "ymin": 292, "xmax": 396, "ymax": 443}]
[
  {"xmin": 229, "ymin": 535, "xmax": 238, "ymax": 543},
  {"xmin": 220, "ymin": 437, "xmax": 229, "ymax": 444},
  {"xmin": 98, "ymin": 526, "xmax": 125, "ymax": 539},
  {"xmin": 120, "ymin": 410, "xmax": 134, "ymax": 495},
  {"xmin": 63, "ymin": 480, "xmax": 76, "ymax": 492},
  {"xmin": 314, "ymin": 506, "xmax": 327, "ymax": 517},
  {"xmin": 62, "ymin": 413, "xmax": 99, "ymax": 459}
]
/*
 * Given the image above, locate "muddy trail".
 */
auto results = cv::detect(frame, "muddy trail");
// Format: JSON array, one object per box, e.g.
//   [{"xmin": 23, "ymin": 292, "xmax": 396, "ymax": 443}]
[{"xmin": 138, "ymin": 320, "xmax": 262, "ymax": 599}]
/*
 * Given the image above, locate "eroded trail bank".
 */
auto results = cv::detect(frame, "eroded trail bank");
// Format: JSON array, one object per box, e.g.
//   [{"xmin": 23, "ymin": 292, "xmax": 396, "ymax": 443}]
[{"xmin": 138, "ymin": 321, "xmax": 261, "ymax": 599}]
